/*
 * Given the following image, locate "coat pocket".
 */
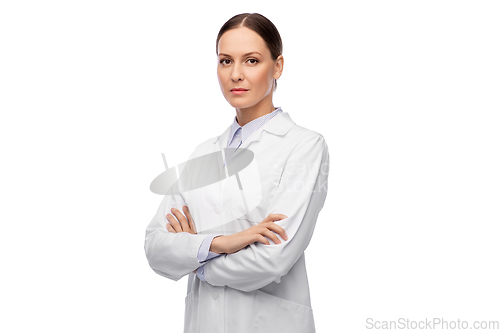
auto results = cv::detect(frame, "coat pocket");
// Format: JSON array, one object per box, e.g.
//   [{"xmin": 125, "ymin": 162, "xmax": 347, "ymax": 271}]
[{"xmin": 253, "ymin": 290, "xmax": 315, "ymax": 333}]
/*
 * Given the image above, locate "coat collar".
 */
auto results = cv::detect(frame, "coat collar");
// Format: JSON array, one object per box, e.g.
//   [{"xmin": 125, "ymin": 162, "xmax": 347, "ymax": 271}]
[{"xmin": 212, "ymin": 111, "xmax": 295, "ymax": 147}]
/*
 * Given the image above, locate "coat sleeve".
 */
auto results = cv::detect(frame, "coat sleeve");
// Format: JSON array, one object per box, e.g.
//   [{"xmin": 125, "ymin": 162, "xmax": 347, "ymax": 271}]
[
  {"xmin": 204, "ymin": 134, "xmax": 330, "ymax": 292},
  {"xmin": 144, "ymin": 192, "xmax": 208, "ymax": 281},
  {"xmin": 144, "ymin": 145, "xmax": 212, "ymax": 281}
]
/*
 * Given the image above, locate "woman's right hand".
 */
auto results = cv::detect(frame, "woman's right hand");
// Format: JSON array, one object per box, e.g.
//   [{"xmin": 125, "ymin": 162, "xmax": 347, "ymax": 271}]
[{"xmin": 210, "ymin": 214, "xmax": 289, "ymax": 254}]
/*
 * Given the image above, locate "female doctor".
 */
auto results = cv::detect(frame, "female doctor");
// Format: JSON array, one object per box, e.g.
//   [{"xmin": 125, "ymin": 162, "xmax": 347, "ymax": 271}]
[{"xmin": 144, "ymin": 13, "xmax": 329, "ymax": 333}]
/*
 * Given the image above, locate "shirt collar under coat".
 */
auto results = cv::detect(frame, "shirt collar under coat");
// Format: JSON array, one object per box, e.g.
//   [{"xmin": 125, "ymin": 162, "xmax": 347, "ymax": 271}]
[
  {"xmin": 212, "ymin": 107, "xmax": 296, "ymax": 150},
  {"xmin": 226, "ymin": 106, "xmax": 282, "ymax": 148}
]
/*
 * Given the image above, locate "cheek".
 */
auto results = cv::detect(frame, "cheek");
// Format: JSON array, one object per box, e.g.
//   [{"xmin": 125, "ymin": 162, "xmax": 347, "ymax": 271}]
[
  {"xmin": 217, "ymin": 71, "xmax": 228, "ymax": 89},
  {"xmin": 252, "ymin": 69, "xmax": 273, "ymax": 91}
]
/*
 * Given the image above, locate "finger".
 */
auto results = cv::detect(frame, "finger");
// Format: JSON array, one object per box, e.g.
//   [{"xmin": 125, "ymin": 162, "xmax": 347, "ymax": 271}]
[
  {"xmin": 166, "ymin": 223, "xmax": 176, "ymax": 233},
  {"xmin": 265, "ymin": 222, "xmax": 288, "ymax": 241},
  {"xmin": 254, "ymin": 234, "xmax": 270, "ymax": 246},
  {"xmin": 166, "ymin": 213, "xmax": 182, "ymax": 233},
  {"xmin": 171, "ymin": 207, "xmax": 190, "ymax": 233},
  {"xmin": 183, "ymin": 205, "xmax": 196, "ymax": 234},
  {"xmin": 260, "ymin": 229, "xmax": 282, "ymax": 245},
  {"xmin": 262, "ymin": 213, "xmax": 288, "ymax": 223}
]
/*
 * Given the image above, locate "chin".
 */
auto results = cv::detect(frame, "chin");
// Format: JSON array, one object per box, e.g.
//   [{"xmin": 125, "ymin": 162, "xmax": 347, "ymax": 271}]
[
  {"xmin": 229, "ymin": 101, "xmax": 255, "ymax": 110},
  {"xmin": 227, "ymin": 97, "xmax": 265, "ymax": 110},
  {"xmin": 226, "ymin": 96, "xmax": 249, "ymax": 108}
]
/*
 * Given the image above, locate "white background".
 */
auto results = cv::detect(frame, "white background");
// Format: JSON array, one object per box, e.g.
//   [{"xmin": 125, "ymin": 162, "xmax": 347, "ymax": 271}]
[{"xmin": 1, "ymin": 1, "xmax": 499, "ymax": 332}]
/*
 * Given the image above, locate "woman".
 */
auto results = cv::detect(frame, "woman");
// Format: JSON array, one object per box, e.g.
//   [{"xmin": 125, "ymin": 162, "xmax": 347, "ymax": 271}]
[{"xmin": 145, "ymin": 13, "xmax": 329, "ymax": 333}]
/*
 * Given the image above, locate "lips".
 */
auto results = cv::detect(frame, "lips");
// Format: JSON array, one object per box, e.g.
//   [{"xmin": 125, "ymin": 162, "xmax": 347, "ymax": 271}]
[{"xmin": 231, "ymin": 88, "xmax": 248, "ymax": 95}]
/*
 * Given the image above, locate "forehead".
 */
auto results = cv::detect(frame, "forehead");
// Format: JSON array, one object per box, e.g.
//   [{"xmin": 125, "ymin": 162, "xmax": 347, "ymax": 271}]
[{"xmin": 218, "ymin": 27, "xmax": 269, "ymax": 56}]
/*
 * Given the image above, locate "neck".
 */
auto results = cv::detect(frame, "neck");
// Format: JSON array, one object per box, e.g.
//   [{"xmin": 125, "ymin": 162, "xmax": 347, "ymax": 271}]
[{"xmin": 235, "ymin": 95, "xmax": 275, "ymax": 127}]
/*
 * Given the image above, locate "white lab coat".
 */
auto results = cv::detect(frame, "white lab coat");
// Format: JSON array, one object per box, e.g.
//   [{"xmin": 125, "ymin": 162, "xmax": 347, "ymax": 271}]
[{"xmin": 145, "ymin": 111, "xmax": 329, "ymax": 333}]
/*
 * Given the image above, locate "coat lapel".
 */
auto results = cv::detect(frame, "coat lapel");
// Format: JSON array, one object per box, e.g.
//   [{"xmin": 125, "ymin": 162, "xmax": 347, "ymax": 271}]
[
  {"xmin": 212, "ymin": 112, "xmax": 296, "ymax": 159},
  {"xmin": 201, "ymin": 111, "xmax": 296, "ymax": 229}
]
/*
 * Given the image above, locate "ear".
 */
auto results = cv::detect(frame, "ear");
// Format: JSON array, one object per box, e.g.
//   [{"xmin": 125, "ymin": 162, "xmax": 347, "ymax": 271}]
[{"xmin": 273, "ymin": 55, "xmax": 284, "ymax": 80}]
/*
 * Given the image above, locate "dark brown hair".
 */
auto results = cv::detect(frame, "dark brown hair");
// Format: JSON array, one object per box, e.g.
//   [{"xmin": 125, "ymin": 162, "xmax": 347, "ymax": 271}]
[{"xmin": 216, "ymin": 13, "xmax": 283, "ymax": 91}]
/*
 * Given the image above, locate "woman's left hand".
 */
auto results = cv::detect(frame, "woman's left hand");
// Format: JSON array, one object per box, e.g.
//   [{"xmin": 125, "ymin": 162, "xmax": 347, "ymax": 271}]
[
  {"xmin": 166, "ymin": 205, "xmax": 197, "ymax": 234},
  {"xmin": 165, "ymin": 205, "xmax": 199, "ymax": 274}
]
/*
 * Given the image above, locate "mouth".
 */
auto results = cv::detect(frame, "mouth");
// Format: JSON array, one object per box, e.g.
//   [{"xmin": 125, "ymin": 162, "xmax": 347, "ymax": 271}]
[{"xmin": 231, "ymin": 88, "xmax": 248, "ymax": 95}]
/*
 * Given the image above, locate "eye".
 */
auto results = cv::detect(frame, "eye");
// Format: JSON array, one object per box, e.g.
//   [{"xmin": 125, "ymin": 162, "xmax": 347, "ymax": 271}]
[{"xmin": 219, "ymin": 58, "xmax": 259, "ymax": 65}]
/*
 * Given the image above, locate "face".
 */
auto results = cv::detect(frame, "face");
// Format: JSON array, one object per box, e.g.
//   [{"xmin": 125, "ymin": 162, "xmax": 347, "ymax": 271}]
[{"xmin": 217, "ymin": 26, "xmax": 283, "ymax": 110}]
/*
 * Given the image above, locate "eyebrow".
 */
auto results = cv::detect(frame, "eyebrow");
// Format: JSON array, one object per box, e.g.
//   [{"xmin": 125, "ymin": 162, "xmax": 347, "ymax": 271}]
[{"xmin": 218, "ymin": 51, "xmax": 262, "ymax": 57}]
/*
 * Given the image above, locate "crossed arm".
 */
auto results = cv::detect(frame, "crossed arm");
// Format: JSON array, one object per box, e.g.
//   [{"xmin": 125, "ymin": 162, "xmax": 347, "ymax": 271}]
[
  {"xmin": 144, "ymin": 162, "xmax": 289, "ymax": 280},
  {"xmin": 165, "ymin": 207, "xmax": 289, "ymax": 275}
]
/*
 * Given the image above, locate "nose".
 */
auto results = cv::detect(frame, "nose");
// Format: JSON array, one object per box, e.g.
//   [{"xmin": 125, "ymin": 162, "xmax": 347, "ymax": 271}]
[{"xmin": 231, "ymin": 63, "xmax": 243, "ymax": 82}]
